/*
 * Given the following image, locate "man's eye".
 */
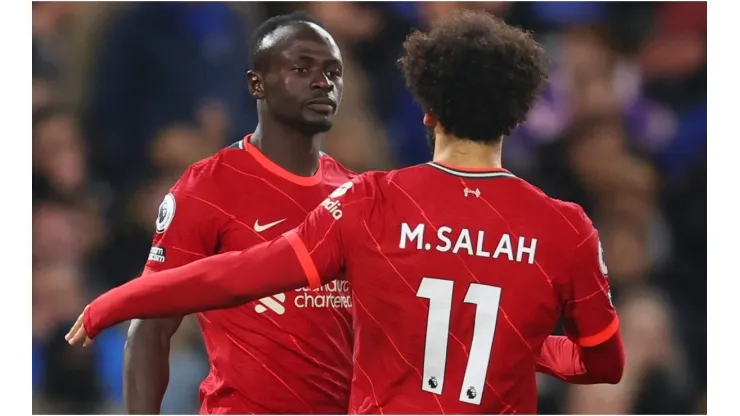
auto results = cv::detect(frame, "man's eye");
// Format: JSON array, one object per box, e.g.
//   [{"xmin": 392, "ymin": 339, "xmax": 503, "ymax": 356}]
[{"xmin": 293, "ymin": 66, "xmax": 308, "ymax": 73}]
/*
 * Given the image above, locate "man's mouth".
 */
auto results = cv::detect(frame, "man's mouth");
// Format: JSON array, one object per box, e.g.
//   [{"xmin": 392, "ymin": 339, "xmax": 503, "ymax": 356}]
[{"xmin": 306, "ymin": 98, "xmax": 336, "ymax": 114}]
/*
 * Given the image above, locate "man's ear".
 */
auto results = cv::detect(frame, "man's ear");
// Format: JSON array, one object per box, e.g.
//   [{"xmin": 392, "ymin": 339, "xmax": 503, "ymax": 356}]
[
  {"xmin": 247, "ymin": 70, "xmax": 264, "ymax": 99},
  {"xmin": 423, "ymin": 113, "xmax": 437, "ymax": 127}
]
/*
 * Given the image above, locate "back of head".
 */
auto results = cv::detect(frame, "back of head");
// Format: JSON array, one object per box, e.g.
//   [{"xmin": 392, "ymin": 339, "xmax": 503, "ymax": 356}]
[{"xmin": 399, "ymin": 10, "xmax": 548, "ymax": 143}]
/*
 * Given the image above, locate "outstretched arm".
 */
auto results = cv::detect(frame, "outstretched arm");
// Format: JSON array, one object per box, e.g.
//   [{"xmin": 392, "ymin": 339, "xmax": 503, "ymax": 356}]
[
  {"xmin": 80, "ymin": 235, "xmax": 316, "ymax": 339},
  {"xmin": 66, "ymin": 178, "xmax": 371, "ymax": 346}
]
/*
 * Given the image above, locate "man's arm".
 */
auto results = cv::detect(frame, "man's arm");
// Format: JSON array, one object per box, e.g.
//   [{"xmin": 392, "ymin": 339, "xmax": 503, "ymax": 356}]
[
  {"xmin": 538, "ymin": 215, "xmax": 623, "ymax": 385},
  {"xmin": 124, "ymin": 179, "xmax": 222, "ymax": 413},
  {"xmin": 70, "ymin": 178, "xmax": 369, "ymax": 341},
  {"xmin": 83, "ymin": 230, "xmax": 327, "ymax": 338},
  {"xmin": 124, "ymin": 317, "xmax": 183, "ymax": 414}
]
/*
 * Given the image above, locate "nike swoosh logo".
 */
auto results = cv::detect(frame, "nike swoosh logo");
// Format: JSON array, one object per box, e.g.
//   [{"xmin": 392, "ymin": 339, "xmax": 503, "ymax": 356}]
[{"xmin": 254, "ymin": 218, "xmax": 287, "ymax": 233}]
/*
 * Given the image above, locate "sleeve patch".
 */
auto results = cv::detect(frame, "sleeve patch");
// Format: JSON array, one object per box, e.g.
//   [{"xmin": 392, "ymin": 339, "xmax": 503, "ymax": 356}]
[
  {"xmin": 329, "ymin": 181, "xmax": 353, "ymax": 198},
  {"xmin": 155, "ymin": 193, "xmax": 177, "ymax": 233},
  {"xmin": 597, "ymin": 239, "xmax": 608, "ymax": 276},
  {"xmin": 597, "ymin": 238, "xmax": 613, "ymax": 305},
  {"xmin": 148, "ymin": 246, "xmax": 166, "ymax": 263}
]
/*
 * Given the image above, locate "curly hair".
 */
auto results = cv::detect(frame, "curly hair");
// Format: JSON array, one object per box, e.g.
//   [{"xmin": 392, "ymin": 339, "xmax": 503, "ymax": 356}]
[{"xmin": 399, "ymin": 10, "xmax": 548, "ymax": 143}]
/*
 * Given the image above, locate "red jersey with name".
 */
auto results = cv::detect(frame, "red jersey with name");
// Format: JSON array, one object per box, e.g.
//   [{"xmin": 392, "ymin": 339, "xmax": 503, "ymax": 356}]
[
  {"xmin": 282, "ymin": 162, "xmax": 618, "ymax": 414},
  {"xmin": 144, "ymin": 137, "xmax": 354, "ymax": 414}
]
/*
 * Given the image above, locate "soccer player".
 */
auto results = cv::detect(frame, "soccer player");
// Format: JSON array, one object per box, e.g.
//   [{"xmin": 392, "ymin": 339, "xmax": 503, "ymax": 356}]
[
  {"xmin": 69, "ymin": 11, "xmax": 625, "ymax": 414},
  {"xmin": 121, "ymin": 13, "xmax": 354, "ymax": 415}
]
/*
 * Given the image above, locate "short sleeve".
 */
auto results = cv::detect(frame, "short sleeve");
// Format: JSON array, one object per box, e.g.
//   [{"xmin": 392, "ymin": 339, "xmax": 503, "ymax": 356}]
[
  {"xmin": 562, "ymin": 225, "xmax": 619, "ymax": 347},
  {"xmin": 144, "ymin": 169, "xmax": 223, "ymax": 274},
  {"xmin": 283, "ymin": 175, "xmax": 375, "ymax": 289}
]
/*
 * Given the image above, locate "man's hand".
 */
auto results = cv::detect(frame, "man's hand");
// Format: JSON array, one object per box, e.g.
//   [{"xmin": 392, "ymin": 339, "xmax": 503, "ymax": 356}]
[{"xmin": 65, "ymin": 306, "xmax": 94, "ymax": 347}]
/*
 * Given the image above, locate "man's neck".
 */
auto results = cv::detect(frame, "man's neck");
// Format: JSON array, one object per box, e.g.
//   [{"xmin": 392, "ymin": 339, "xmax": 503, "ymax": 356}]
[
  {"xmin": 249, "ymin": 120, "xmax": 323, "ymax": 177},
  {"xmin": 433, "ymin": 133, "xmax": 503, "ymax": 170}
]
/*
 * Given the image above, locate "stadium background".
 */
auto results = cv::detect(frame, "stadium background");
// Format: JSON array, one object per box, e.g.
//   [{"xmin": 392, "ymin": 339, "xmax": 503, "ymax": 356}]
[{"xmin": 31, "ymin": 1, "xmax": 706, "ymax": 414}]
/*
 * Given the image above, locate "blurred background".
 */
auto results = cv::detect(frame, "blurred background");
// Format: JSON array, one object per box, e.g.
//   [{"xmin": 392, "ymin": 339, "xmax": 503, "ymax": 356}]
[{"xmin": 31, "ymin": 1, "xmax": 706, "ymax": 414}]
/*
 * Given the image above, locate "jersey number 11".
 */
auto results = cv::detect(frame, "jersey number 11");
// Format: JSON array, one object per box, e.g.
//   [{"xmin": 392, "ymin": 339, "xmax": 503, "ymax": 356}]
[{"xmin": 416, "ymin": 277, "xmax": 502, "ymax": 406}]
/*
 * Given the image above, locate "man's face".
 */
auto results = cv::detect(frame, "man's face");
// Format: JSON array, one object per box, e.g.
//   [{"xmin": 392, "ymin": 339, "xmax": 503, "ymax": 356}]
[{"xmin": 258, "ymin": 24, "xmax": 344, "ymax": 135}]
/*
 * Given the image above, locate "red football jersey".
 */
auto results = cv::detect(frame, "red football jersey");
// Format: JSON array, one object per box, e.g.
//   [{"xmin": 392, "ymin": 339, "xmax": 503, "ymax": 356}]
[
  {"xmin": 284, "ymin": 161, "xmax": 618, "ymax": 414},
  {"xmin": 144, "ymin": 136, "xmax": 354, "ymax": 414}
]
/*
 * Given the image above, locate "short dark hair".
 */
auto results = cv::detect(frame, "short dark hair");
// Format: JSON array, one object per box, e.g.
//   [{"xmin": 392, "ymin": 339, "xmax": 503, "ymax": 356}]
[
  {"xmin": 250, "ymin": 11, "xmax": 324, "ymax": 71},
  {"xmin": 399, "ymin": 10, "xmax": 548, "ymax": 143}
]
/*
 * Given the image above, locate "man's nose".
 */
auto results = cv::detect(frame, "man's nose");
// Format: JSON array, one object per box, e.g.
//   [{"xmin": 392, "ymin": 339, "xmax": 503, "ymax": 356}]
[{"xmin": 310, "ymin": 72, "xmax": 333, "ymax": 92}]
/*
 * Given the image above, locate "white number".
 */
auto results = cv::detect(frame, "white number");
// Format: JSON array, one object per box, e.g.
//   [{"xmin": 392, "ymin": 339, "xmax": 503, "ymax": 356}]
[
  {"xmin": 417, "ymin": 278, "xmax": 454, "ymax": 395},
  {"xmin": 416, "ymin": 277, "xmax": 502, "ymax": 405}
]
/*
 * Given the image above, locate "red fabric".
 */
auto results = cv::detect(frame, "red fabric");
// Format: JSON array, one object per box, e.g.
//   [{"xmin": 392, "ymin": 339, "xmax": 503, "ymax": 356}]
[
  {"xmin": 84, "ymin": 162, "xmax": 622, "ymax": 414},
  {"xmin": 284, "ymin": 165, "xmax": 620, "ymax": 414},
  {"xmin": 536, "ymin": 333, "xmax": 625, "ymax": 384},
  {"xmin": 121, "ymin": 140, "xmax": 356, "ymax": 414},
  {"xmin": 85, "ymin": 238, "xmax": 309, "ymax": 336}
]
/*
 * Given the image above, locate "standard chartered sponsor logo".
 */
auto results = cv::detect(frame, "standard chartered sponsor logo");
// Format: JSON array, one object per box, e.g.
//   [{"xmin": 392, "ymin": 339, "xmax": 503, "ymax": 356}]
[
  {"xmin": 294, "ymin": 280, "xmax": 352, "ymax": 309},
  {"xmin": 254, "ymin": 281, "xmax": 351, "ymax": 315},
  {"xmin": 255, "ymin": 293, "xmax": 287, "ymax": 315}
]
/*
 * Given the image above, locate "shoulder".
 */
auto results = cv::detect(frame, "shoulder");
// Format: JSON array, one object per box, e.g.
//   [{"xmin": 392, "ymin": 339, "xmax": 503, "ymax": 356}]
[
  {"xmin": 170, "ymin": 150, "xmax": 233, "ymax": 196},
  {"xmin": 326, "ymin": 171, "xmax": 381, "ymax": 200},
  {"xmin": 335, "ymin": 166, "xmax": 427, "ymax": 202},
  {"xmin": 319, "ymin": 152, "xmax": 358, "ymax": 180},
  {"xmin": 384, "ymin": 164, "xmax": 430, "ymax": 184},
  {"xmin": 158, "ymin": 151, "xmax": 236, "ymax": 223},
  {"xmin": 516, "ymin": 177, "xmax": 595, "ymax": 229},
  {"xmin": 348, "ymin": 170, "xmax": 389, "ymax": 196},
  {"xmin": 155, "ymin": 153, "xmax": 231, "ymax": 234},
  {"xmin": 544, "ymin": 195, "xmax": 596, "ymax": 244},
  {"xmin": 322, "ymin": 171, "xmax": 387, "ymax": 220},
  {"xmin": 497, "ymin": 177, "xmax": 597, "ymax": 248}
]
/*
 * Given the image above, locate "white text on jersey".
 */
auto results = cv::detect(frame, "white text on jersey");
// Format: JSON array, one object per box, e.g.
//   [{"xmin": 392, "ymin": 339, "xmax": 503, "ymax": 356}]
[
  {"xmin": 399, "ymin": 222, "xmax": 538, "ymax": 264},
  {"xmin": 294, "ymin": 280, "xmax": 352, "ymax": 308},
  {"xmin": 321, "ymin": 197, "xmax": 344, "ymax": 219}
]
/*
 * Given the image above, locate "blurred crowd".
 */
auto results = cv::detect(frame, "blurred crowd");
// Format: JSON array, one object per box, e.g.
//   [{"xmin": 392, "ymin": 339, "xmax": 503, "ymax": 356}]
[{"xmin": 32, "ymin": 2, "xmax": 706, "ymax": 414}]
